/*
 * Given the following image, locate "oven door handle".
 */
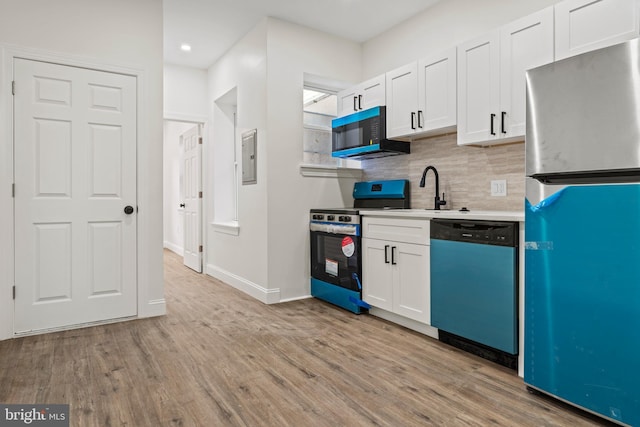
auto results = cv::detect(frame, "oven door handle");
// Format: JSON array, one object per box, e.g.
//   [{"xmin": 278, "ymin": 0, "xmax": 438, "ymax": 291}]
[{"xmin": 310, "ymin": 222, "xmax": 359, "ymax": 236}]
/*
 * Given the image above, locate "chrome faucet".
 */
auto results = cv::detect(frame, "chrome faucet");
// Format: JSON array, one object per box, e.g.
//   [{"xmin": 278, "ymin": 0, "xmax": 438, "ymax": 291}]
[{"xmin": 419, "ymin": 165, "xmax": 447, "ymax": 210}]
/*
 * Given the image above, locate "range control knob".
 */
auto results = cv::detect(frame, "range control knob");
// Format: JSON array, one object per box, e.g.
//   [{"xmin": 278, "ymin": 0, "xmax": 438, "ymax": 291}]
[
  {"xmin": 327, "ymin": 215, "xmax": 335, "ymax": 221},
  {"xmin": 343, "ymin": 216, "xmax": 351, "ymax": 222}
]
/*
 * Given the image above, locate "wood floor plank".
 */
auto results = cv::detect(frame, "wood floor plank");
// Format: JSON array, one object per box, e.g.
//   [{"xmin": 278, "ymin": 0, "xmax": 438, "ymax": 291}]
[{"xmin": 0, "ymin": 250, "xmax": 617, "ymax": 426}]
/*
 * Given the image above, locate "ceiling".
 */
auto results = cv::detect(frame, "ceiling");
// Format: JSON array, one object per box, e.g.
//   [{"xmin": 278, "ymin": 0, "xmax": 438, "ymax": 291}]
[{"xmin": 163, "ymin": 0, "xmax": 442, "ymax": 69}]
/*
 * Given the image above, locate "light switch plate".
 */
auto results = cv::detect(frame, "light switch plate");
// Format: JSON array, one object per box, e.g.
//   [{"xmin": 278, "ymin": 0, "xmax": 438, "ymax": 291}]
[{"xmin": 491, "ymin": 180, "xmax": 507, "ymax": 197}]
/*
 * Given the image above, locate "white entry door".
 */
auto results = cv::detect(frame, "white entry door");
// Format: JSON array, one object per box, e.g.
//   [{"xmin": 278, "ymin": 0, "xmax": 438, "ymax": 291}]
[
  {"xmin": 182, "ymin": 125, "xmax": 202, "ymax": 272},
  {"xmin": 13, "ymin": 58, "xmax": 138, "ymax": 333}
]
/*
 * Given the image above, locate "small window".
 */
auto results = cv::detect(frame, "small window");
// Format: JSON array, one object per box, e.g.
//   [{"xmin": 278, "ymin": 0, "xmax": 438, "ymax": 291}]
[{"xmin": 303, "ymin": 87, "xmax": 337, "ymax": 166}]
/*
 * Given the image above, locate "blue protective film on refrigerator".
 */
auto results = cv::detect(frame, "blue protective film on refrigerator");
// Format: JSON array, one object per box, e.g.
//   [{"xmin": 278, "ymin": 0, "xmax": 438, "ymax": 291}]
[{"xmin": 524, "ymin": 184, "xmax": 640, "ymax": 425}]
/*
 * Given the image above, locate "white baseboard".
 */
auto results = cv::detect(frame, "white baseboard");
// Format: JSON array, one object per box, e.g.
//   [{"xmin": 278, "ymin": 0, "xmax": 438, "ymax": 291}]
[
  {"xmin": 140, "ymin": 298, "xmax": 167, "ymax": 317},
  {"xmin": 163, "ymin": 241, "xmax": 184, "ymax": 257},
  {"xmin": 206, "ymin": 264, "xmax": 280, "ymax": 304},
  {"xmin": 279, "ymin": 294, "xmax": 312, "ymax": 303}
]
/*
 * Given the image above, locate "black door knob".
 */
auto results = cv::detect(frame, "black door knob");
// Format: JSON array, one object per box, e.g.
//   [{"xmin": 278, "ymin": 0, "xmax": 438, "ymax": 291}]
[
  {"xmin": 124, "ymin": 205, "xmax": 134, "ymax": 215},
  {"xmin": 179, "ymin": 203, "xmax": 185, "ymax": 208}
]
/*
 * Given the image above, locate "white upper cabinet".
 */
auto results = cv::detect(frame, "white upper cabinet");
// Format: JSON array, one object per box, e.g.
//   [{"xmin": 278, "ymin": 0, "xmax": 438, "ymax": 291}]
[
  {"xmin": 457, "ymin": 7, "xmax": 554, "ymax": 146},
  {"xmin": 457, "ymin": 32, "xmax": 501, "ymax": 145},
  {"xmin": 419, "ymin": 48, "xmax": 457, "ymax": 134},
  {"xmin": 500, "ymin": 7, "xmax": 555, "ymax": 138},
  {"xmin": 555, "ymin": 0, "xmax": 640, "ymax": 60},
  {"xmin": 337, "ymin": 74, "xmax": 385, "ymax": 117},
  {"xmin": 386, "ymin": 62, "xmax": 419, "ymax": 138},
  {"xmin": 386, "ymin": 48, "xmax": 457, "ymax": 140}
]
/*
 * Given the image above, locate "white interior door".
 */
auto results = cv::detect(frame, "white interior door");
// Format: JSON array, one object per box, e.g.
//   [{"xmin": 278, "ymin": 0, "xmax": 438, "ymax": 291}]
[
  {"xmin": 14, "ymin": 58, "xmax": 137, "ymax": 333},
  {"xmin": 182, "ymin": 125, "xmax": 202, "ymax": 272}
]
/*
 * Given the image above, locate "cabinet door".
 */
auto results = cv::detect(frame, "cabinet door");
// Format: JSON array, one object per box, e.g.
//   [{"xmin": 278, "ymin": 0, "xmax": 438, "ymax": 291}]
[
  {"xmin": 393, "ymin": 242, "xmax": 430, "ymax": 324},
  {"xmin": 386, "ymin": 62, "xmax": 419, "ymax": 138},
  {"xmin": 418, "ymin": 47, "xmax": 457, "ymax": 133},
  {"xmin": 337, "ymin": 87, "xmax": 358, "ymax": 117},
  {"xmin": 360, "ymin": 74, "xmax": 386, "ymax": 110},
  {"xmin": 457, "ymin": 31, "xmax": 500, "ymax": 145},
  {"xmin": 555, "ymin": 0, "xmax": 640, "ymax": 60},
  {"xmin": 500, "ymin": 7, "xmax": 554, "ymax": 138},
  {"xmin": 362, "ymin": 238, "xmax": 393, "ymax": 311}
]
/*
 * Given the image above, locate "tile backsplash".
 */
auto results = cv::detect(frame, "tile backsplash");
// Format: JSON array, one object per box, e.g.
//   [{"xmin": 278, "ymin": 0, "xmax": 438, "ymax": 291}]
[{"xmin": 361, "ymin": 133, "xmax": 526, "ymax": 212}]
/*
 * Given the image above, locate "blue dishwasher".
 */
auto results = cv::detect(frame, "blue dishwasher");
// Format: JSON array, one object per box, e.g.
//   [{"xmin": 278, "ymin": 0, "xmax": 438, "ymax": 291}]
[{"xmin": 430, "ymin": 219, "xmax": 518, "ymax": 368}]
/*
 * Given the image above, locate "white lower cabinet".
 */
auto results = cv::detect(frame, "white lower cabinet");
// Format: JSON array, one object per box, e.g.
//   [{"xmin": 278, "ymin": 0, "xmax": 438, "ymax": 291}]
[{"xmin": 362, "ymin": 217, "xmax": 430, "ymax": 324}]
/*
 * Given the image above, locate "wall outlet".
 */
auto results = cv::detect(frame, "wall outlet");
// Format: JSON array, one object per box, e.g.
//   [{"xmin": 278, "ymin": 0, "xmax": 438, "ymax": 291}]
[{"xmin": 491, "ymin": 180, "xmax": 507, "ymax": 197}]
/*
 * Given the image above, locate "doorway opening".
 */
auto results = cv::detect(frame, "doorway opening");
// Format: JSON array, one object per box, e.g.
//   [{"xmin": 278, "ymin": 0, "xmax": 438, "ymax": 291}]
[{"xmin": 163, "ymin": 119, "xmax": 204, "ymax": 272}]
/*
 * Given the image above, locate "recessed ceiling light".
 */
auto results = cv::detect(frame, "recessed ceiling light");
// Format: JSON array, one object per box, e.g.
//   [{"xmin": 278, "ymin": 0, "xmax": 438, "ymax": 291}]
[{"xmin": 180, "ymin": 44, "xmax": 192, "ymax": 52}]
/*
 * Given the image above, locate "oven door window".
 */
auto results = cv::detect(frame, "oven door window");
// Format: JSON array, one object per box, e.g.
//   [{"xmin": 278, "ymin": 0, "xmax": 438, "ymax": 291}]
[{"xmin": 310, "ymin": 230, "xmax": 361, "ymax": 291}]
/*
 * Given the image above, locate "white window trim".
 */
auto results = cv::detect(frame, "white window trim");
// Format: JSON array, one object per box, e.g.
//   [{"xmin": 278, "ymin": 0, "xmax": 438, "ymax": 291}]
[
  {"xmin": 211, "ymin": 221, "xmax": 240, "ymax": 236},
  {"xmin": 299, "ymin": 163, "xmax": 363, "ymax": 179}
]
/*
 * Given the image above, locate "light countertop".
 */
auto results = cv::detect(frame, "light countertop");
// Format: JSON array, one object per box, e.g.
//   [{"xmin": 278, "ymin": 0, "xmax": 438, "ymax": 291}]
[{"xmin": 359, "ymin": 209, "xmax": 524, "ymax": 222}]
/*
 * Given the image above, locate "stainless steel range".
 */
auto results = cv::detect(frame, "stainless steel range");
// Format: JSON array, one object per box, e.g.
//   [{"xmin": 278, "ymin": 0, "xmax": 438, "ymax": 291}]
[{"xmin": 309, "ymin": 180, "xmax": 409, "ymax": 313}]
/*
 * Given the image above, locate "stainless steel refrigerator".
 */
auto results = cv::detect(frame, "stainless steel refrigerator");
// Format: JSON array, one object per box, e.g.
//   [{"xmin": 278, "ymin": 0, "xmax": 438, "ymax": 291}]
[{"xmin": 525, "ymin": 38, "xmax": 640, "ymax": 426}]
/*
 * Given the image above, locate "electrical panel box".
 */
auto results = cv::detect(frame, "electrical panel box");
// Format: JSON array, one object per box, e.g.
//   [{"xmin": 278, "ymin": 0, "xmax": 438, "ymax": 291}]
[{"xmin": 242, "ymin": 129, "xmax": 257, "ymax": 185}]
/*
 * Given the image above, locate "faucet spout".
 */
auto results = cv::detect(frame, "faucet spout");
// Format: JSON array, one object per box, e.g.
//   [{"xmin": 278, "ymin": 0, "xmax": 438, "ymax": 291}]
[{"xmin": 419, "ymin": 165, "xmax": 446, "ymax": 210}]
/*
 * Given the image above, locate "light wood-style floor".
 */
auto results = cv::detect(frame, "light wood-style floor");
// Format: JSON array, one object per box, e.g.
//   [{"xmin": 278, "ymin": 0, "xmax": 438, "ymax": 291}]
[{"xmin": 0, "ymin": 250, "xmax": 614, "ymax": 426}]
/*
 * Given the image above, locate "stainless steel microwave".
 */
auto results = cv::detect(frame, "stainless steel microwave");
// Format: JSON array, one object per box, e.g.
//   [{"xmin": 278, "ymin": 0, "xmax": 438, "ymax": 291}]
[{"xmin": 331, "ymin": 106, "xmax": 410, "ymax": 160}]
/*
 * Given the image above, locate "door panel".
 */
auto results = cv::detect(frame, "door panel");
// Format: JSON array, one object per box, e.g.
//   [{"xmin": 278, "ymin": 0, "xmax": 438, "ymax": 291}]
[
  {"xmin": 394, "ymin": 242, "xmax": 430, "ymax": 323},
  {"xmin": 500, "ymin": 7, "xmax": 554, "ymax": 138},
  {"xmin": 35, "ymin": 223, "xmax": 72, "ymax": 302},
  {"xmin": 14, "ymin": 58, "xmax": 137, "ymax": 333},
  {"xmin": 361, "ymin": 238, "xmax": 393, "ymax": 311},
  {"xmin": 457, "ymin": 32, "xmax": 500, "ymax": 145},
  {"xmin": 386, "ymin": 63, "xmax": 418, "ymax": 138}
]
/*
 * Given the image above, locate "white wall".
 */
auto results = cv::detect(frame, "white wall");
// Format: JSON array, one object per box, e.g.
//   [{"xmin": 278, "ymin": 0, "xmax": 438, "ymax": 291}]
[
  {"xmin": 206, "ymin": 20, "xmax": 271, "ymax": 301},
  {"xmin": 205, "ymin": 18, "xmax": 363, "ymax": 303},
  {"xmin": 164, "ymin": 64, "xmax": 208, "ymax": 121},
  {"xmin": 362, "ymin": 0, "xmax": 561, "ymax": 78},
  {"xmin": 0, "ymin": 0, "xmax": 164, "ymax": 340},
  {"xmin": 265, "ymin": 19, "xmax": 363, "ymax": 301}
]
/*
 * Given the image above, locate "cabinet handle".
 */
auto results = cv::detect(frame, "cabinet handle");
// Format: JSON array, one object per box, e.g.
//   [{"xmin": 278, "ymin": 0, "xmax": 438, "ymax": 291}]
[
  {"xmin": 353, "ymin": 96, "xmax": 358, "ymax": 112},
  {"xmin": 411, "ymin": 112, "xmax": 416, "ymax": 130},
  {"xmin": 418, "ymin": 110, "xmax": 424, "ymax": 128},
  {"xmin": 501, "ymin": 111, "xmax": 507, "ymax": 134},
  {"xmin": 391, "ymin": 246, "xmax": 397, "ymax": 265},
  {"xmin": 384, "ymin": 245, "xmax": 390, "ymax": 264},
  {"xmin": 358, "ymin": 95, "xmax": 362, "ymax": 110},
  {"xmin": 490, "ymin": 113, "xmax": 496, "ymax": 136}
]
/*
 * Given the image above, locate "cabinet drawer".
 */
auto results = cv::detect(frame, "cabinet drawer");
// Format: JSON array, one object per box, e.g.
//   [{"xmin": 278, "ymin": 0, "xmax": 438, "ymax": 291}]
[{"xmin": 362, "ymin": 217, "xmax": 429, "ymax": 245}]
